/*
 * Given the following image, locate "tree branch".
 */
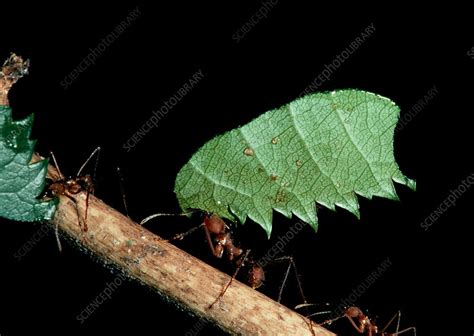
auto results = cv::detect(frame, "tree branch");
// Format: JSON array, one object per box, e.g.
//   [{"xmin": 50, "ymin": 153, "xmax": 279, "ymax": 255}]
[
  {"xmin": 3, "ymin": 52, "xmax": 334, "ymax": 335},
  {"xmin": 0, "ymin": 53, "xmax": 29, "ymax": 106},
  {"xmin": 37, "ymin": 157, "xmax": 334, "ymax": 335}
]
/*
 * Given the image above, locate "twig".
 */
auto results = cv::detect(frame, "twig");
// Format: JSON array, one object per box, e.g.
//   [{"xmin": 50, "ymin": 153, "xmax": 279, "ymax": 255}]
[
  {"xmin": 0, "ymin": 53, "xmax": 29, "ymax": 106},
  {"xmin": 34, "ymin": 156, "xmax": 334, "ymax": 335},
  {"xmin": 3, "ymin": 52, "xmax": 334, "ymax": 335}
]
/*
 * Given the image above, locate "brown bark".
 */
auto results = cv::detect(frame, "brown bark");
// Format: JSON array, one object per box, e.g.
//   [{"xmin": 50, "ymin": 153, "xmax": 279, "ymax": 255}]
[
  {"xmin": 4, "ymin": 53, "xmax": 334, "ymax": 335},
  {"xmin": 40, "ymin": 156, "xmax": 334, "ymax": 335},
  {"xmin": 0, "ymin": 53, "xmax": 29, "ymax": 106}
]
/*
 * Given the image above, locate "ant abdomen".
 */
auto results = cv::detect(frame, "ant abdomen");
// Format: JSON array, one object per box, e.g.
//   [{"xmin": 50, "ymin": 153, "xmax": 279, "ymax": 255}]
[{"xmin": 248, "ymin": 264, "xmax": 265, "ymax": 289}]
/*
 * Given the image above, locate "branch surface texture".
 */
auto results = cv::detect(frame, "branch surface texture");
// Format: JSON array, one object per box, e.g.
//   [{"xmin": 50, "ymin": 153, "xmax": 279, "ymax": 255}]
[{"xmin": 3, "ymin": 52, "xmax": 334, "ymax": 335}]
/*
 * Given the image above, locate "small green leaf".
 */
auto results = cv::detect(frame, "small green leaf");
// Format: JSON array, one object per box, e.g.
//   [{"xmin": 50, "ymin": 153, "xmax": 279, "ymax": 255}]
[
  {"xmin": 0, "ymin": 105, "xmax": 57, "ymax": 222},
  {"xmin": 175, "ymin": 90, "xmax": 415, "ymax": 237}
]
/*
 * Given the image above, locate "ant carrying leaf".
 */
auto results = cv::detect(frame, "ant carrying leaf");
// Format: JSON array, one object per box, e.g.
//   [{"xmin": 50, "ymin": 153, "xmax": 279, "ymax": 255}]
[
  {"xmin": 142, "ymin": 212, "xmax": 308, "ymax": 311},
  {"xmin": 141, "ymin": 212, "xmax": 243, "ymax": 261}
]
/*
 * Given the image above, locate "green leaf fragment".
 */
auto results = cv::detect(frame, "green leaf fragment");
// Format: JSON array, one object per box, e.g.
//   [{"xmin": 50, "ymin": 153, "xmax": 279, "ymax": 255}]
[
  {"xmin": 0, "ymin": 105, "xmax": 57, "ymax": 222},
  {"xmin": 175, "ymin": 90, "xmax": 415, "ymax": 237}
]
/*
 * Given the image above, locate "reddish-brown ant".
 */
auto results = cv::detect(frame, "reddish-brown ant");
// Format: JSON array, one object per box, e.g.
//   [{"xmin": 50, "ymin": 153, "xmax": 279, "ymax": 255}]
[
  {"xmin": 209, "ymin": 252, "xmax": 306, "ymax": 309},
  {"xmin": 192, "ymin": 214, "xmax": 243, "ymax": 261},
  {"xmin": 141, "ymin": 213, "xmax": 308, "ymax": 312},
  {"xmin": 297, "ymin": 304, "xmax": 417, "ymax": 336},
  {"xmin": 41, "ymin": 147, "xmax": 100, "ymax": 249},
  {"xmin": 141, "ymin": 213, "xmax": 243, "ymax": 261}
]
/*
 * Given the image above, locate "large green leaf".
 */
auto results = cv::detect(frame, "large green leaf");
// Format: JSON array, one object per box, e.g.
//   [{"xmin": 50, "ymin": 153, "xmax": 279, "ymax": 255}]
[
  {"xmin": 0, "ymin": 105, "xmax": 57, "ymax": 221},
  {"xmin": 175, "ymin": 90, "xmax": 415, "ymax": 236}
]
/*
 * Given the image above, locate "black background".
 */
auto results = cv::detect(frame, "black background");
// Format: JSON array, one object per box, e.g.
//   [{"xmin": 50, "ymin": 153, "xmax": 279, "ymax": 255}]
[{"xmin": 1, "ymin": 2, "xmax": 473, "ymax": 335}]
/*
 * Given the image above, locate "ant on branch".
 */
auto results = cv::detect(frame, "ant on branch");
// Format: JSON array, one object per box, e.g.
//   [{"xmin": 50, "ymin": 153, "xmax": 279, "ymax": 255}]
[
  {"xmin": 41, "ymin": 147, "xmax": 100, "ymax": 250},
  {"xmin": 297, "ymin": 304, "xmax": 417, "ymax": 335},
  {"xmin": 141, "ymin": 213, "xmax": 243, "ymax": 261},
  {"xmin": 141, "ymin": 208, "xmax": 315, "ymax": 333},
  {"xmin": 141, "ymin": 213, "xmax": 307, "ymax": 309},
  {"xmin": 208, "ymin": 251, "xmax": 307, "ymax": 310}
]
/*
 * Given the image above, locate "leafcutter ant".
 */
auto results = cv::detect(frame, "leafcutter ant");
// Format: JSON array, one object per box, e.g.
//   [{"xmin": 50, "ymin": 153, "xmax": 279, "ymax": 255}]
[
  {"xmin": 141, "ymin": 213, "xmax": 308, "ymax": 314},
  {"xmin": 141, "ymin": 213, "xmax": 244, "ymax": 261},
  {"xmin": 208, "ymin": 252, "xmax": 307, "ymax": 309},
  {"xmin": 297, "ymin": 304, "xmax": 417, "ymax": 336},
  {"xmin": 41, "ymin": 147, "xmax": 100, "ymax": 250}
]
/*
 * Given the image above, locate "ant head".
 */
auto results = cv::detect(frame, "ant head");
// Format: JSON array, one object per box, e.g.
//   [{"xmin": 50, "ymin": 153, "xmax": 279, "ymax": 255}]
[
  {"xmin": 345, "ymin": 306, "xmax": 364, "ymax": 318},
  {"xmin": 204, "ymin": 214, "xmax": 226, "ymax": 234},
  {"xmin": 76, "ymin": 174, "xmax": 94, "ymax": 189},
  {"xmin": 191, "ymin": 210, "xmax": 213, "ymax": 222},
  {"xmin": 66, "ymin": 179, "xmax": 82, "ymax": 194}
]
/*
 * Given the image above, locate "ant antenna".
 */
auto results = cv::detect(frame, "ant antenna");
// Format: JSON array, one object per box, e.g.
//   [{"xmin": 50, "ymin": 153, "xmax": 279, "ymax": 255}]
[
  {"xmin": 76, "ymin": 146, "xmax": 101, "ymax": 177},
  {"xmin": 380, "ymin": 310, "xmax": 417, "ymax": 335},
  {"xmin": 116, "ymin": 167, "xmax": 130, "ymax": 217},
  {"xmin": 49, "ymin": 151, "xmax": 64, "ymax": 179}
]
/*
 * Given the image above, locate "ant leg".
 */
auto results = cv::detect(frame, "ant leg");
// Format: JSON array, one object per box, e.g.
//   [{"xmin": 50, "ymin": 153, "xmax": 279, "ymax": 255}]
[
  {"xmin": 272, "ymin": 256, "xmax": 307, "ymax": 304},
  {"xmin": 319, "ymin": 314, "xmax": 346, "ymax": 327},
  {"xmin": 70, "ymin": 147, "xmax": 101, "ymax": 232},
  {"xmin": 116, "ymin": 167, "xmax": 130, "ymax": 218},
  {"xmin": 381, "ymin": 311, "xmax": 400, "ymax": 334},
  {"xmin": 274, "ymin": 256, "xmax": 292, "ymax": 303},
  {"xmin": 209, "ymin": 249, "xmax": 251, "ymax": 309},
  {"xmin": 295, "ymin": 304, "xmax": 332, "ymax": 320},
  {"xmin": 64, "ymin": 193, "xmax": 85, "ymax": 232},
  {"xmin": 382, "ymin": 310, "xmax": 416, "ymax": 336},
  {"xmin": 140, "ymin": 212, "xmax": 193, "ymax": 226},
  {"xmin": 272, "ymin": 256, "xmax": 317, "ymax": 336},
  {"xmin": 76, "ymin": 146, "xmax": 101, "ymax": 177},
  {"xmin": 322, "ymin": 307, "xmax": 367, "ymax": 333},
  {"xmin": 394, "ymin": 327, "xmax": 417, "ymax": 335},
  {"xmin": 203, "ymin": 222, "xmax": 219, "ymax": 257},
  {"xmin": 49, "ymin": 151, "xmax": 64, "ymax": 180},
  {"xmin": 140, "ymin": 212, "xmax": 202, "ymax": 244},
  {"xmin": 83, "ymin": 188, "xmax": 91, "ymax": 232},
  {"xmin": 172, "ymin": 223, "xmax": 205, "ymax": 241},
  {"xmin": 54, "ymin": 222, "xmax": 62, "ymax": 253}
]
